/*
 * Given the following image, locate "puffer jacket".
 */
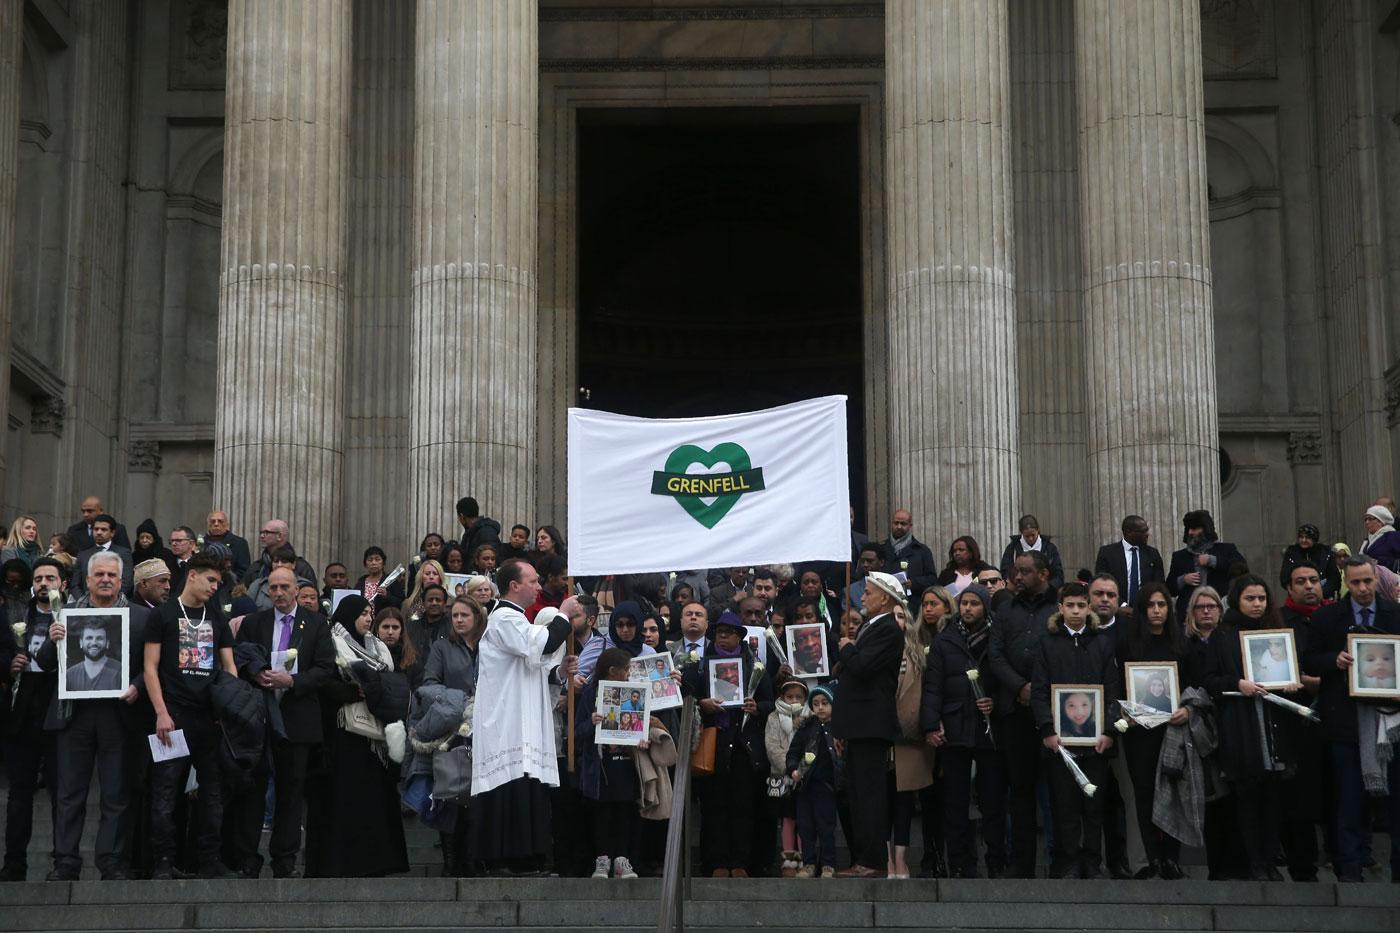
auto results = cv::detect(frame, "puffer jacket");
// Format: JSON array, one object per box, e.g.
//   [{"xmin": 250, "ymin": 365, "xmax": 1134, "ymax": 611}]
[
  {"xmin": 921, "ymin": 622, "xmax": 997, "ymax": 749},
  {"xmin": 210, "ymin": 668, "xmax": 267, "ymax": 769},
  {"xmin": 1030, "ymin": 612, "xmax": 1121, "ymax": 752}
]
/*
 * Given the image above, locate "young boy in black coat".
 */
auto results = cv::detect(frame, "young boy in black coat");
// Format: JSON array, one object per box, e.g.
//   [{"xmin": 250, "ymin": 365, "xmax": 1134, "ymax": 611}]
[{"xmin": 1031, "ymin": 581, "xmax": 1121, "ymax": 879}]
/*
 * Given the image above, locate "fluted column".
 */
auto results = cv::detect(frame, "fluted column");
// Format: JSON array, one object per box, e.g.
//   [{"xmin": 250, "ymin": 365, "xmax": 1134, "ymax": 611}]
[
  {"xmin": 0, "ymin": 0, "xmax": 20, "ymax": 495},
  {"xmin": 1075, "ymin": 0, "xmax": 1219, "ymax": 546},
  {"xmin": 410, "ymin": 0, "xmax": 537, "ymax": 539},
  {"xmin": 214, "ymin": 0, "xmax": 352, "ymax": 571},
  {"xmin": 885, "ymin": 0, "xmax": 1019, "ymax": 551}
]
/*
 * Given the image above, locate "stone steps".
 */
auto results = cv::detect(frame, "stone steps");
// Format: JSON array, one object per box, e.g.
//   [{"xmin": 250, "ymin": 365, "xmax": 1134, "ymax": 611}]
[{"xmin": 0, "ymin": 877, "xmax": 1395, "ymax": 932}]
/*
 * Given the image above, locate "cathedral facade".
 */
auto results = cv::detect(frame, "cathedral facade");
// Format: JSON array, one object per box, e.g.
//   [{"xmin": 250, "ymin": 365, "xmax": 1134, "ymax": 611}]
[{"xmin": 0, "ymin": 0, "xmax": 1397, "ymax": 577}]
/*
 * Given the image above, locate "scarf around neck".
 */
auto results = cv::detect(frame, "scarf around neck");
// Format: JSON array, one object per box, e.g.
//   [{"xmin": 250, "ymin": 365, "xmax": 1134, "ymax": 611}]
[
  {"xmin": 332, "ymin": 621, "xmax": 390, "ymax": 672},
  {"xmin": 1366, "ymin": 524, "xmax": 1397, "ymax": 548},
  {"xmin": 889, "ymin": 531, "xmax": 913, "ymax": 555}
]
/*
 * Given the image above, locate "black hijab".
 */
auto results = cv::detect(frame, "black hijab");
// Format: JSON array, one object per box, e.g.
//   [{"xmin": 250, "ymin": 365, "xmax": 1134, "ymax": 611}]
[
  {"xmin": 608, "ymin": 600, "xmax": 647, "ymax": 658},
  {"xmin": 333, "ymin": 594, "xmax": 371, "ymax": 644}
]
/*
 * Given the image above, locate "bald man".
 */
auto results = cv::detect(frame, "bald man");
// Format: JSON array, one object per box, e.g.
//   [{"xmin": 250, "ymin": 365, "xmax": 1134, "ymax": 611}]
[
  {"xmin": 204, "ymin": 511, "xmax": 252, "ymax": 580},
  {"xmin": 66, "ymin": 496, "xmax": 130, "ymax": 551},
  {"xmin": 879, "ymin": 508, "xmax": 937, "ymax": 601}
]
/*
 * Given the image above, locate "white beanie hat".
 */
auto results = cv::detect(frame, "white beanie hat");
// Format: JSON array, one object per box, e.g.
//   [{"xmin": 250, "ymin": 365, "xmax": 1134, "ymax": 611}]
[{"xmin": 1366, "ymin": 505, "xmax": 1394, "ymax": 526}]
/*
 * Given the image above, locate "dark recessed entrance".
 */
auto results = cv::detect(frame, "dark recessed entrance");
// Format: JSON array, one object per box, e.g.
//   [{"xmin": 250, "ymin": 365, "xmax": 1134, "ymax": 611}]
[{"xmin": 576, "ymin": 106, "xmax": 866, "ymax": 510}]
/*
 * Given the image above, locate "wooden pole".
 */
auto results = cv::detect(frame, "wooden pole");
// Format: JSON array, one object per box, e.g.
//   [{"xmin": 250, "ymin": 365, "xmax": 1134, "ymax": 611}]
[
  {"xmin": 844, "ymin": 561, "xmax": 851, "ymax": 610},
  {"xmin": 566, "ymin": 576, "xmax": 576, "ymax": 773}
]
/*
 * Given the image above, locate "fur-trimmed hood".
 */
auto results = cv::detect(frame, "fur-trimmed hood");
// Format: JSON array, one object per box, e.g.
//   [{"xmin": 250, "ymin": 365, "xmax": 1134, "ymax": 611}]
[{"xmin": 1045, "ymin": 610, "xmax": 1101, "ymax": 636}]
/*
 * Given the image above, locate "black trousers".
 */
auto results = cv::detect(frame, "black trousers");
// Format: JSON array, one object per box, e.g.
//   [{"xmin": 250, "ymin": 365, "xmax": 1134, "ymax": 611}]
[
  {"xmin": 795, "ymin": 781, "xmax": 837, "ymax": 868},
  {"xmin": 918, "ymin": 778, "xmax": 945, "ymax": 873},
  {"xmin": 591, "ymin": 799, "xmax": 639, "ymax": 863},
  {"xmin": 227, "ymin": 738, "xmax": 310, "ymax": 874},
  {"xmin": 53, "ymin": 703, "xmax": 129, "ymax": 874},
  {"xmin": 2, "ymin": 726, "xmax": 56, "ymax": 867},
  {"xmin": 1232, "ymin": 774, "xmax": 1281, "ymax": 875},
  {"xmin": 995, "ymin": 708, "xmax": 1042, "ymax": 877},
  {"xmin": 700, "ymin": 747, "xmax": 755, "ymax": 870},
  {"xmin": 550, "ymin": 766, "xmax": 591, "ymax": 877},
  {"xmin": 843, "ymin": 738, "xmax": 891, "ymax": 870},
  {"xmin": 1099, "ymin": 762, "xmax": 1129, "ymax": 870},
  {"xmin": 941, "ymin": 745, "xmax": 1009, "ymax": 877},
  {"xmin": 1047, "ymin": 753, "xmax": 1106, "ymax": 877},
  {"xmin": 1122, "ymin": 728, "xmax": 1179, "ymax": 865},
  {"xmin": 150, "ymin": 711, "xmax": 223, "ymax": 871}
]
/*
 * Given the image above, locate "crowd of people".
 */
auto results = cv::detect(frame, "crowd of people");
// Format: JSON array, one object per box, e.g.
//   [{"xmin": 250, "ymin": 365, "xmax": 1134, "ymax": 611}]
[{"xmin": 1, "ymin": 492, "xmax": 1398, "ymax": 885}]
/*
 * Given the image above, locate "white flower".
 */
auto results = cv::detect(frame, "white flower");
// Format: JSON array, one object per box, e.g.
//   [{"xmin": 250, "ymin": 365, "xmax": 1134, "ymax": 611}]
[
  {"xmin": 222, "ymin": 604, "xmax": 233, "ymax": 615},
  {"xmin": 410, "ymin": 612, "xmax": 420, "ymax": 622},
  {"xmin": 753, "ymin": 662, "xmax": 765, "ymax": 675},
  {"xmin": 1082, "ymin": 783, "xmax": 1097, "ymax": 797},
  {"xmin": 321, "ymin": 600, "xmax": 331, "ymax": 612},
  {"xmin": 283, "ymin": 648, "xmax": 298, "ymax": 670},
  {"xmin": 457, "ymin": 721, "xmax": 471, "ymax": 737},
  {"xmin": 196, "ymin": 534, "xmax": 205, "ymax": 548},
  {"xmin": 336, "ymin": 656, "xmax": 348, "ymax": 669},
  {"xmin": 688, "ymin": 651, "xmax": 699, "ymax": 663},
  {"xmin": 11, "ymin": 622, "xmax": 26, "ymax": 639},
  {"xmin": 47, "ymin": 590, "xmax": 62, "ymax": 612},
  {"xmin": 965, "ymin": 669, "xmax": 980, "ymax": 682},
  {"xmin": 803, "ymin": 752, "xmax": 816, "ymax": 765},
  {"xmin": 1114, "ymin": 718, "xmax": 1129, "ymax": 733}
]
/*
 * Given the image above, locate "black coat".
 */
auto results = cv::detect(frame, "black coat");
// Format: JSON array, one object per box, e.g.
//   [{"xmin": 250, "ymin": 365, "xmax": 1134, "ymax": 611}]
[
  {"xmin": 881, "ymin": 537, "xmax": 938, "ymax": 601},
  {"xmin": 204, "ymin": 531, "xmax": 253, "ymax": 580},
  {"xmin": 987, "ymin": 587, "xmax": 1057, "ymax": 715},
  {"xmin": 1201, "ymin": 614, "xmax": 1303, "ymax": 779},
  {"xmin": 67, "ymin": 520, "xmax": 131, "ymax": 551},
  {"xmin": 36, "ymin": 602, "xmax": 150, "ymax": 733},
  {"xmin": 998, "ymin": 537, "xmax": 1066, "ymax": 591},
  {"xmin": 235, "ymin": 606, "xmax": 336, "ymax": 744},
  {"xmin": 830, "ymin": 611, "xmax": 902, "ymax": 742},
  {"xmin": 1167, "ymin": 541, "xmax": 1247, "ymax": 618},
  {"xmin": 1278, "ymin": 544, "xmax": 1341, "ymax": 598},
  {"xmin": 680, "ymin": 646, "xmax": 773, "ymax": 775},
  {"xmin": 920, "ymin": 624, "xmax": 996, "ymax": 749},
  {"xmin": 1030, "ymin": 615, "xmax": 1121, "ymax": 745},
  {"xmin": 1093, "ymin": 541, "xmax": 1166, "ymax": 602},
  {"xmin": 1302, "ymin": 596, "xmax": 1400, "ymax": 744},
  {"xmin": 0, "ymin": 605, "xmax": 57, "ymax": 735}
]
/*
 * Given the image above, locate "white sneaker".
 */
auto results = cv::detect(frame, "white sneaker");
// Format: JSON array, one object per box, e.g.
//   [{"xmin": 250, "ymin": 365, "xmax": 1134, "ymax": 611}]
[
  {"xmin": 613, "ymin": 856, "xmax": 638, "ymax": 879},
  {"xmin": 591, "ymin": 855, "xmax": 610, "ymax": 879}
]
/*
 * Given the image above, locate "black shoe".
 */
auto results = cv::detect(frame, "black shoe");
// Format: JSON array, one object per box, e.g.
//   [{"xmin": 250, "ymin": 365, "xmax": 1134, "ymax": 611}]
[
  {"xmin": 1336, "ymin": 865, "xmax": 1363, "ymax": 883},
  {"xmin": 238, "ymin": 866, "xmax": 260, "ymax": 879},
  {"xmin": 1133, "ymin": 862, "xmax": 1159, "ymax": 880},
  {"xmin": 1159, "ymin": 859, "xmax": 1184, "ymax": 880},
  {"xmin": 1249, "ymin": 865, "xmax": 1283, "ymax": 882},
  {"xmin": 272, "ymin": 867, "xmax": 301, "ymax": 879},
  {"xmin": 1108, "ymin": 862, "xmax": 1132, "ymax": 880},
  {"xmin": 45, "ymin": 868, "xmax": 78, "ymax": 882},
  {"xmin": 151, "ymin": 860, "xmax": 174, "ymax": 880},
  {"xmin": 0, "ymin": 863, "xmax": 26, "ymax": 882},
  {"xmin": 99, "ymin": 869, "xmax": 129, "ymax": 881},
  {"xmin": 1080, "ymin": 862, "xmax": 1105, "ymax": 880},
  {"xmin": 199, "ymin": 862, "xmax": 233, "ymax": 879}
]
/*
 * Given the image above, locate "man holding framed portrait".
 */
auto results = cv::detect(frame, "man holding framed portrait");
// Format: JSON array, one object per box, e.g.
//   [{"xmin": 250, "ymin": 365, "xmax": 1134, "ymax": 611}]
[{"xmin": 1303, "ymin": 556, "xmax": 1400, "ymax": 883}]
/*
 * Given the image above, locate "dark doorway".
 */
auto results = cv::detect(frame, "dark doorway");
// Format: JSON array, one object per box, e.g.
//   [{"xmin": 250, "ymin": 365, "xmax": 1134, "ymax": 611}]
[{"xmin": 577, "ymin": 107, "xmax": 866, "ymax": 511}]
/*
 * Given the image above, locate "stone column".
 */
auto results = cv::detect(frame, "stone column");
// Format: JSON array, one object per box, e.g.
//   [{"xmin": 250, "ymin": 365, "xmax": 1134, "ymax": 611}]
[
  {"xmin": 1075, "ymin": 0, "xmax": 1220, "ymax": 546},
  {"xmin": 410, "ymin": 0, "xmax": 537, "ymax": 539},
  {"xmin": 214, "ymin": 0, "xmax": 352, "ymax": 571},
  {"xmin": 885, "ymin": 0, "xmax": 1019, "ymax": 551},
  {"xmin": 0, "ymin": 0, "xmax": 21, "ymax": 495}
]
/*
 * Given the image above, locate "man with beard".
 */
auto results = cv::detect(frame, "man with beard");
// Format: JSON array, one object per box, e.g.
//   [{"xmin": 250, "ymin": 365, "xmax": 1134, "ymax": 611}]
[
  {"xmin": 1167, "ymin": 510, "xmax": 1245, "ymax": 619},
  {"xmin": 64, "ymin": 618, "xmax": 122, "ymax": 692},
  {"xmin": 133, "ymin": 560, "xmax": 171, "ymax": 610},
  {"xmin": 880, "ymin": 509, "xmax": 937, "ymax": 602}
]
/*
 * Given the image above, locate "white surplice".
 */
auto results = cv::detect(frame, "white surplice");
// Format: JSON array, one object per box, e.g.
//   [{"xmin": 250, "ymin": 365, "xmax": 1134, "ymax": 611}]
[{"xmin": 471, "ymin": 600, "xmax": 568, "ymax": 795}]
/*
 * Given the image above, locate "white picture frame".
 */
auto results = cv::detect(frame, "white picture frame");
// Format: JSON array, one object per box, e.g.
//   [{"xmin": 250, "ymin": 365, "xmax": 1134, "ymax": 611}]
[
  {"xmin": 709, "ymin": 658, "xmax": 746, "ymax": 708},
  {"xmin": 629, "ymin": 652, "xmax": 682, "ymax": 711},
  {"xmin": 57, "ymin": 607, "xmax": 131, "ymax": 700},
  {"xmin": 1240, "ymin": 628, "xmax": 1301, "ymax": 690},
  {"xmin": 1347, "ymin": 632, "xmax": 1400, "ymax": 700},
  {"xmin": 595, "ymin": 679, "xmax": 649, "ymax": 746},
  {"xmin": 744, "ymin": 625, "xmax": 768, "ymax": 667},
  {"xmin": 443, "ymin": 573, "xmax": 471, "ymax": 599},
  {"xmin": 1052, "ymin": 683, "xmax": 1103, "ymax": 747},
  {"xmin": 1124, "ymin": 661, "xmax": 1180, "ymax": 714},
  {"xmin": 786, "ymin": 623, "xmax": 830, "ymax": 679}
]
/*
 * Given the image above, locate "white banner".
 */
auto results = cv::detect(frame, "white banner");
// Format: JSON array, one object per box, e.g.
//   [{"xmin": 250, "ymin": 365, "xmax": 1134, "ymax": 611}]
[{"xmin": 567, "ymin": 396, "xmax": 851, "ymax": 576}]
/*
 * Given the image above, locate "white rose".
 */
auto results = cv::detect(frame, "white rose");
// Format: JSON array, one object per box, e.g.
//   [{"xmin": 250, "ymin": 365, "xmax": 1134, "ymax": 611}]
[
  {"xmin": 11, "ymin": 622, "xmax": 26, "ymax": 639},
  {"xmin": 1114, "ymin": 718, "xmax": 1129, "ymax": 733},
  {"xmin": 283, "ymin": 648, "xmax": 298, "ymax": 670},
  {"xmin": 965, "ymin": 669, "xmax": 980, "ymax": 682},
  {"xmin": 1083, "ymin": 783, "xmax": 1098, "ymax": 797},
  {"xmin": 803, "ymin": 752, "xmax": 816, "ymax": 765}
]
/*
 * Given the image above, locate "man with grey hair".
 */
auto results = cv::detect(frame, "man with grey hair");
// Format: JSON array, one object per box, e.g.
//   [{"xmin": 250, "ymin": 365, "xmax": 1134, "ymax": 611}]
[
  {"xmin": 204, "ymin": 510, "xmax": 252, "ymax": 579},
  {"xmin": 37, "ymin": 549, "xmax": 147, "ymax": 880},
  {"xmin": 242, "ymin": 519, "xmax": 316, "ymax": 586}
]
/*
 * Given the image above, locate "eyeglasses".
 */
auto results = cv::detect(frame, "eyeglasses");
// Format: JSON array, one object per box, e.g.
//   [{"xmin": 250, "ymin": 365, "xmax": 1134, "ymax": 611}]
[
  {"xmin": 259, "ymin": 529, "xmax": 277, "ymax": 536},
  {"xmin": 1195, "ymin": 604, "xmax": 1221, "ymax": 612},
  {"xmin": 978, "ymin": 577, "xmax": 1002, "ymax": 585}
]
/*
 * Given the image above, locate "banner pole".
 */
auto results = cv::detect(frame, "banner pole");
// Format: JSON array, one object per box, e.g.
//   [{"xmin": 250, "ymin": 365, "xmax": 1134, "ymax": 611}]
[
  {"xmin": 566, "ymin": 576, "xmax": 576, "ymax": 773},
  {"xmin": 844, "ymin": 561, "xmax": 851, "ymax": 610}
]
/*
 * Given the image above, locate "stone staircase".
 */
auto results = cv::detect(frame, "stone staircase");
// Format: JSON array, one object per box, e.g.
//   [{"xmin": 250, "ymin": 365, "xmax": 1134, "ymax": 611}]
[{"xmin": 0, "ymin": 876, "xmax": 1396, "ymax": 932}]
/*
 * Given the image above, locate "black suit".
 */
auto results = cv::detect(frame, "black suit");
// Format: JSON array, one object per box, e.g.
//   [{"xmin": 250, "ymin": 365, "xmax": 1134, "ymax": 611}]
[
  {"xmin": 66, "ymin": 521, "xmax": 131, "ymax": 552},
  {"xmin": 1092, "ymin": 541, "xmax": 1165, "ymax": 604},
  {"xmin": 832, "ymin": 611, "xmax": 902, "ymax": 870},
  {"xmin": 1167, "ymin": 541, "xmax": 1245, "ymax": 617},
  {"xmin": 228, "ymin": 606, "xmax": 334, "ymax": 875}
]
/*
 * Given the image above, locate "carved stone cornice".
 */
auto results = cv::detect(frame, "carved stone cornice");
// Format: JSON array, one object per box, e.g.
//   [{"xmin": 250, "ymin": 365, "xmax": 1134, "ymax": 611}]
[
  {"xmin": 1286, "ymin": 430, "xmax": 1323, "ymax": 465},
  {"xmin": 127, "ymin": 440, "xmax": 163, "ymax": 474},
  {"xmin": 30, "ymin": 397, "xmax": 63, "ymax": 437}
]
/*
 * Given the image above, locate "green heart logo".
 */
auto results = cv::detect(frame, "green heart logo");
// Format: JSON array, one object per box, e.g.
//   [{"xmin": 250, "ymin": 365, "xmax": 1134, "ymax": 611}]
[{"xmin": 650, "ymin": 442, "xmax": 767, "ymax": 529}]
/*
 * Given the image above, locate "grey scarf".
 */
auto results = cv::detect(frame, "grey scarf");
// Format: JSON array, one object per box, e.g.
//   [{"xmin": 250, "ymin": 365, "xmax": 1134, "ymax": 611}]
[
  {"xmin": 889, "ymin": 532, "xmax": 913, "ymax": 555},
  {"xmin": 1357, "ymin": 702, "xmax": 1400, "ymax": 795}
]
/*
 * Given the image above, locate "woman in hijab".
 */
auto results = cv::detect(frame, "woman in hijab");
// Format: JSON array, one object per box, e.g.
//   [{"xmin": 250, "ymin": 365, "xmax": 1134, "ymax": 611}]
[
  {"xmin": 304, "ymin": 595, "xmax": 409, "ymax": 878},
  {"xmin": 576, "ymin": 600, "xmax": 655, "ymax": 681}
]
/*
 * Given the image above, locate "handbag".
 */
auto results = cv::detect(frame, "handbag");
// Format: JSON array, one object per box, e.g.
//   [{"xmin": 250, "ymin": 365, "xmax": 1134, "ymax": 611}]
[
  {"xmin": 339, "ymin": 699, "xmax": 386, "ymax": 741},
  {"xmin": 691, "ymin": 725, "xmax": 718, "ymax": 776},
  {"xmin": 431, "ymin": 743, "xmax": 473, "ymax": 800},
  {"xmin": 765, "ymin": 775, "xmax": 792, "ymax": 798}
]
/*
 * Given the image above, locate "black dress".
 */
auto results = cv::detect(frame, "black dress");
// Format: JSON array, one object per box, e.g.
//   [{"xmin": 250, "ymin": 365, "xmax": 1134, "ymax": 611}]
[{"xmin": 303, "ymin": 674, "xmax": 409, "ymax": 877}]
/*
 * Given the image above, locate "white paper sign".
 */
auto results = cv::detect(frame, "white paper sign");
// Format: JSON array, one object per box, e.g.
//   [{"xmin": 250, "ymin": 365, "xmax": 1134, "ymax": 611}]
[
  {"xmin": 330, "ymin": 589, "xmax": 358, "ymax": 613},
  {"xmin": 149, "ymin": 729, "xmax": 191, "ymax": 763}
]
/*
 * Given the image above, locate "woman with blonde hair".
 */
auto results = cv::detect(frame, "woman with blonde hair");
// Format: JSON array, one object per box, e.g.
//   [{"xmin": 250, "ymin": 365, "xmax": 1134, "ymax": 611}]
[
  {"xmin": 404, "ymin": 559, "xmax": 445, "ymax": 617},
  {"xmin": 1, "ymin": 516, "xmax": 41, "ymax": 567}
]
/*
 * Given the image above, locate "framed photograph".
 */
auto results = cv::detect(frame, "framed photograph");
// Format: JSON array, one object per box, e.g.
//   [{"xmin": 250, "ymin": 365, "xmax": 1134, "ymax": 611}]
[
  {"xmin": 1347, "ymin": 633, "xmax": 1400, "ymax": 700},
  {"xmin": 744, "ymin": 625, "xmax": 768, "ymax": 667},
  {"xmin": 1125, "ymin": 662, "xmax": 1179, "ymax": 714},
  {"xmin": 443, "ymin": 573, "xmax": 471, "ymax": 598},
  {"xmin": 630, "ymin": 653, "xmax": 681, "ymax": 711},
  {"xmin": 709, "ymin": 658, "xmax": 746, "ymax": 708},
  {"xmin": 1240, "ymin": 628, "xmax": 1301, "ymax": 689},
  {"xmin": 595, "ymin": 680, "xmax": 649, "ymax": 746},
  {"xmin": 57, "ymin": 608, "xmax": 130, "ymax": 700},
  {"xmin": 786, "ymin": 623, "xmax": 830, "ymax": 679},
  {"xmin": 1051, "ymin": 683, "xmax": 1103, "ymax": 747}
]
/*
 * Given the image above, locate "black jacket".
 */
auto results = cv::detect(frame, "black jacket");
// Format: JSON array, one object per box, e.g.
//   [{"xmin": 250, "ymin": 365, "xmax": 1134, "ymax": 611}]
[
  {"xmin": 987, "ymin": 587, "xmax": 1057, "ymax": 715},
  {"xmin": 920, "ymin": 623, "xmax": 997, "ymax": 749},
  {"xmin": 680, "ymin": 646, "xmax": 773, "ymax": 775},
  {"xmin": 1093, "ymin": 541, "xmax": 1166, "ymax": 602},
  {"xmin": 1302, "ymin": 596, "xmax": 1400, "ymax": 744},
  {"xmin": 36, "ymin": 602, "xmax": 150, "ymax": 733},
  {"xmin": 999, "ymin": 537, "xmax": 1066, "ymax": 591},
  {"xmin": 881, "ymin": 537, "xmax": 938, "ymax": 601},
  {"xmin": 235, "ymin": 606, "xmax": 336, "ymax": 744},
  {"xmin": 210, "ymin": 669, "xmax": 267, "ymax": 770},
  {"xmin": 830, "ymin": 611, "xmax": 902, "ymax": 742},
  {"xmin": 1167, "ymin": 541, "xmax": 1247, "ymax": 617},
  {"xmin": 786, "ymin": 715, "xmax": 840, "ymax": 788},
  {"xmin": 204, "ymin": 531, "xmax": 253, "ymax": 580},
  {"xmin": 1030, "ymin": 613, "xmax": 1121, "ymax": 747},
  {"xmin": 461, "ymin": 517, "xmax": 502, "ymax": 563},
  {"xmin": 1278, "ymin": 544, "xmax": 1340, "ymax": 598},
  {"xmin": 1, "ymin": 604, "xmax": 58, "ymax": 735},
  {"xmin": 67, "ymin": 520, "xmax": 131, "ymax": 551}
]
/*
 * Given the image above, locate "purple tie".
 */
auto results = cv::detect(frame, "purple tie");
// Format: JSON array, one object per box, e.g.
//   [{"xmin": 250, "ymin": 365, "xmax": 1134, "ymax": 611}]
[{"xmin": 277, "ymin": 614, "xmax": 294, "ymax": 652}]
